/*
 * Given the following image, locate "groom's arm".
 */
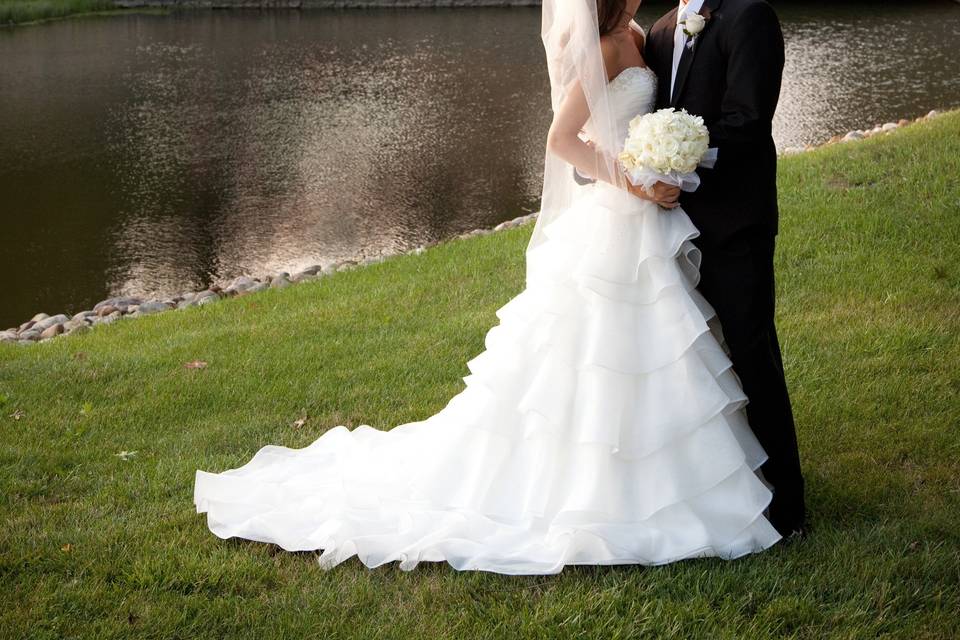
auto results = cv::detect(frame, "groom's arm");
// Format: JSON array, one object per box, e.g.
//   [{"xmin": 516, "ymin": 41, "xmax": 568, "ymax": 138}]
[{"xmin": 709, "ymin": 1, "xmax": 784, "ymax": 146}]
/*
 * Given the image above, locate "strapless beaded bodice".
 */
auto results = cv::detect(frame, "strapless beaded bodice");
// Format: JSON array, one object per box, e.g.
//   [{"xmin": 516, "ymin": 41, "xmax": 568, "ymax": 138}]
[{"xmin": 583, "ymin": 65, "xmax": 658, "ymax": 156}]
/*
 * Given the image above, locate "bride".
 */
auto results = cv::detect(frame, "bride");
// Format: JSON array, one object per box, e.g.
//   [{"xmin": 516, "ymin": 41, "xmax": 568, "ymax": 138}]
[{"xmin": 193, "ymin": 0, "xmax": 782, "ymax": 574}]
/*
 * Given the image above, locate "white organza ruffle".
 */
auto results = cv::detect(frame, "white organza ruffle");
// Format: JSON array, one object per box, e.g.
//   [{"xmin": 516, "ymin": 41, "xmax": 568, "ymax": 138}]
[{"xmin": 194, "ymin": 182, "xmax": 782, "ymax": 574}]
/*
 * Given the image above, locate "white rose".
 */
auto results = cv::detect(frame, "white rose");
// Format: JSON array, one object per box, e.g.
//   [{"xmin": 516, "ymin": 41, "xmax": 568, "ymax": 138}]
[
  {"xmin": 684, "ymin": 14, "xmax": 706, "ymax": 36},
  {"xmin": 665, "ymin": 155, "xmax": 682, "ymax": 173}
]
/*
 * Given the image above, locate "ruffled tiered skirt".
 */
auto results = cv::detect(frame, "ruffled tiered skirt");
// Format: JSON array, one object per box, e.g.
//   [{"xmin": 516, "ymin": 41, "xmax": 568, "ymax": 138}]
[{"xmin": 194, "ymin": 182, "xmax": 782, "ymax": 574}]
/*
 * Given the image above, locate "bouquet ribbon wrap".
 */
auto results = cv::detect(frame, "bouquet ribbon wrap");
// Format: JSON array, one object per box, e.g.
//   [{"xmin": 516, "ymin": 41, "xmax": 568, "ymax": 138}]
[{"xmin": 625, "ymin": 147, "xmax": 718, "ymax": 193}]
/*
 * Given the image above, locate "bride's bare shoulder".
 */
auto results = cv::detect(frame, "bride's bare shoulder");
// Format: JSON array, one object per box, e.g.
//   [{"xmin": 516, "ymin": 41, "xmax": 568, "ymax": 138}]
[
  {"xmin": 599, "ymin": 35, "xmax": 622, "ymax": 81},
  {"xmin": 600, "ymin": 24, "xmax": 650, "ymax": 79}
]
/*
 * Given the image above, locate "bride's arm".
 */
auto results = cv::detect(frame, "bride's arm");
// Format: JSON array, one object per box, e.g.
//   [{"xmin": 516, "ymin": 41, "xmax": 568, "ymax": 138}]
[
  {"xmin": 545, "ymin": 80, "xmax": 679, "ymax": 207},
  {"xmin": 545, "ymin": 80, "xmax": 622, "ymax": 186}
]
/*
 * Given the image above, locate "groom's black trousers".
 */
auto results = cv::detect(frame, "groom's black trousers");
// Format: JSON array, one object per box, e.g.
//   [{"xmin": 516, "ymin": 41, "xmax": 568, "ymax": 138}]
[{"xmin": 693, "ymin": 227, "xmax": 806, "ymax": 535}]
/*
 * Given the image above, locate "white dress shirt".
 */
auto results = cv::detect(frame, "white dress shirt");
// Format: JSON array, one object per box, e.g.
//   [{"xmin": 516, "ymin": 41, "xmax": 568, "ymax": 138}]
[{"xmin": 671, "ymin": 0, "xmax": 706, "ymax": 99}]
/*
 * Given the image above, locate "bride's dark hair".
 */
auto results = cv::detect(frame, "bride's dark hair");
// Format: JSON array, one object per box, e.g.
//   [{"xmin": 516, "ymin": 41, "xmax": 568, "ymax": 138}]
[{"xmin": 597, "ymin": 0, "xmax": 628, "ymax": 37}]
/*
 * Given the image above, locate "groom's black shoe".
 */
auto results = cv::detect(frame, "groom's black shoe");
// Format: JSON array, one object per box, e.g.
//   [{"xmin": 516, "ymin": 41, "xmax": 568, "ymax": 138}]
[
  {"xmin": 765, "ymin": 498, "xmax": 808, "ymax": 540},
  {"xmin": 780, "ymin": 525, "xmax": 809, "ymax": 544},
  {"xmin": 770, "ymin": 512, "xmax": 809, "ymax": 542}
]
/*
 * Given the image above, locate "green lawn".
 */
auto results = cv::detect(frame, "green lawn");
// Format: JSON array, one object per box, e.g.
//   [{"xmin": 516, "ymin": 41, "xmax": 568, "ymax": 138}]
[
  {"xmin": 0, "ymin": 0, "xmax": 164, "ymax": 26},
  {"xmin": 1, "ymin": 0, "xmax": 118, "ymax": 26},
  {"xmin": 2, "ymin": 112, "xmax": 959, "ymax": 639}
]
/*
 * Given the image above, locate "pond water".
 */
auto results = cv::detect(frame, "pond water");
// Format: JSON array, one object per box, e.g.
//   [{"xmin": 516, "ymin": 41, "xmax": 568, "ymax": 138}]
[{"xmin": 1, "ymin": 2, "xmax": 958, "ymax": 328}]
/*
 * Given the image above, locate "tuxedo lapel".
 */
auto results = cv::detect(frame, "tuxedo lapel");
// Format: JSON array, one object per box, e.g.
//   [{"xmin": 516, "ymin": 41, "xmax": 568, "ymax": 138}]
[
  {"xmin": 649, "ymin": 7, "xmax": 678, "ymax": 108},
  {"xmin": 652, "ymin": 8, "xmax": 678, "ymax": 76},
  {"xmin": 657, "ymin": 7, "xmax": 677, "ymax": 69},
  {"xmin": 670, "ymin": 0, "xmax": 723, "ymax": 107}
]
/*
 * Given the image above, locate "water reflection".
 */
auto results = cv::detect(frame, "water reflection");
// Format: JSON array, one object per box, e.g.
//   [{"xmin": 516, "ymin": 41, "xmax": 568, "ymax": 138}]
[
  {"xmin": 0, "ymin": 3, "xmax": 957, "ymax": 327},
  {"xmin": 102, "ymin": 12, "xmax": 549, "ymax": 304},
  {"xmin": 775, "ymin": 4, "xmax": 960, "ymax": 149}
]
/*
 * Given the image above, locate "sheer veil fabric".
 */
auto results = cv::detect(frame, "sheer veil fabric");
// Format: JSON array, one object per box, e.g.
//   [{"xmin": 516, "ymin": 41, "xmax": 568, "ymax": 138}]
[
  {"xmin": 528, "ymin": 0, "xmax": 628, "ymax": 257},
  {"xmin": 193, "ymin": 0, "xmax": 784, "ymax": 574}
]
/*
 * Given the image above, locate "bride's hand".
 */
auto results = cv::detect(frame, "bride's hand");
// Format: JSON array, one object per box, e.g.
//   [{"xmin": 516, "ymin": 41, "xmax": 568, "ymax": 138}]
[
  {"xmin": 649, "ymin": 182, "xmax": 681, "ymax": 209},
  {"xmin": 622, "ymin": 173, "xmax": 682, "ymax": 209}
]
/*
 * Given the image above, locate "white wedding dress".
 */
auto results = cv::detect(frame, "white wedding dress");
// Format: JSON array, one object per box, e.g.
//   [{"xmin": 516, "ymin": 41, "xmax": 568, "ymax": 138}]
[{"xmin": 194, "ymin": 65, "xmax": 782, "ymax": 574}]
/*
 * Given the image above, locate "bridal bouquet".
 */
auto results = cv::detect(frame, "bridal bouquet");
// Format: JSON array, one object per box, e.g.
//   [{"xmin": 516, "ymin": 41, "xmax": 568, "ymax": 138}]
[{"xmin": 617, "ymin": 107, "xmax": 717, "ymax": 193}]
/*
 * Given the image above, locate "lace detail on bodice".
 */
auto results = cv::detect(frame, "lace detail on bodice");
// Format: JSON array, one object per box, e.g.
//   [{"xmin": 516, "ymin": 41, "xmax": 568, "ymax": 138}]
[
  {"xmin": 609, "ymin": 64, "xmax": 656, "ymax": 88},
  {"xmin": 584, "ymin": 65, "xmax": 658, "ymax": 156}
]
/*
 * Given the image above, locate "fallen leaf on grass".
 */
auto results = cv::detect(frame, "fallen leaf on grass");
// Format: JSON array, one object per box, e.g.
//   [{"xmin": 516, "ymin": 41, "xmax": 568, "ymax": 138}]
[
  {"xmin": 115, "ymin": 450, "xmax": 137, "ymax": 460},
  {"xmin": 9, "ymin": 409, "xmax": 24, "ymax": 421},
  {"xmin": 184, "ymin": 360, "xmax": 208, "ymax": 370},
  {"xmin": 61, "ymin": 543, "xmax": 73, "ymax": 553},
  {"xmin": 291, "ymin": 411, "xmax": 309, "ymax": 429}
]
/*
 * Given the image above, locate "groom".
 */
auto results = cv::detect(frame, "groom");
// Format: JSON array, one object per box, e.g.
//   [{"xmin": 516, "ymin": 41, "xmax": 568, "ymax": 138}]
[{"xmin": 644, "ymin": 0, "xmax": 807, "ymax": 537}]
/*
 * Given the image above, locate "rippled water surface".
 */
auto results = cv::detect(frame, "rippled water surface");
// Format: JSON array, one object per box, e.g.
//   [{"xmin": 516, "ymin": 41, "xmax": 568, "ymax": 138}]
[{"xmin": 1, "ymin": 2, "xmax": 958, "ymax": 327}]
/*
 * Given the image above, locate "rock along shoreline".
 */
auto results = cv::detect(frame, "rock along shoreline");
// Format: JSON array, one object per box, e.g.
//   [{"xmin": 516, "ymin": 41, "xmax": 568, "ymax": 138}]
[
  {"xmin": 1, "ymin": 212, "xmax": 538, "ymax": 346},
  {"xmin": 1, "ymin": 108, "xmax": 946, "ymax": 346}
]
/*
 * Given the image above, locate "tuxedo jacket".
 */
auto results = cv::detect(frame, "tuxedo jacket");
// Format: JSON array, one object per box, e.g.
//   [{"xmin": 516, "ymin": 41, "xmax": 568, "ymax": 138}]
[{"xmin": 644, "ymin": 0, "xmax": 784, "ymax": 245}]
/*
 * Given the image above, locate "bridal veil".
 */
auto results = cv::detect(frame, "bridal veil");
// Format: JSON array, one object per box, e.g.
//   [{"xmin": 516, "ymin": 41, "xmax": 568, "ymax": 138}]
[{"xmin": 528, "ymin": 0, "xmax": 629, "ymax": 258}]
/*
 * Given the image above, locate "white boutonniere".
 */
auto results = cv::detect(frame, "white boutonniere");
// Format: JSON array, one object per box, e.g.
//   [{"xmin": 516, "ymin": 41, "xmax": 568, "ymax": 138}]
[{"xmin": 681, "ymin": 13, "xmax": 707, "ymax": 48}]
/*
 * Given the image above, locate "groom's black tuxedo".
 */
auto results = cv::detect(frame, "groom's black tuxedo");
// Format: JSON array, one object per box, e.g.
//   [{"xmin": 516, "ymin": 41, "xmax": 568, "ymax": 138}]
[
  {"xmin": 645, "ymin": 0, "xmax": 806, "ymax": 535},
  {"xmin": 645, "ymin": 0, "xmax": 782, "ymax": 243}
]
